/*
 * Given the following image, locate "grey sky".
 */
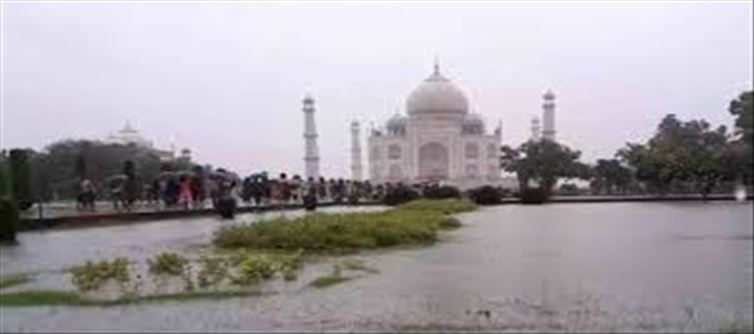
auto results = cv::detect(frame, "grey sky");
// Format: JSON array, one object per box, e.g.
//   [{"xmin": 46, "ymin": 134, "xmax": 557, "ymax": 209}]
[{"xmin": 1, "ymin": 1, "xmax": 752, "ymax": 177}]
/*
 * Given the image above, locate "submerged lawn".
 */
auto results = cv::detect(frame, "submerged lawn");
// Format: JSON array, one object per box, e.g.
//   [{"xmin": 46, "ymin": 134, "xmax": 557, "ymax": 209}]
[{"xmin": 213, "ymin": 199, "xmax": 475, "ymax": 252}]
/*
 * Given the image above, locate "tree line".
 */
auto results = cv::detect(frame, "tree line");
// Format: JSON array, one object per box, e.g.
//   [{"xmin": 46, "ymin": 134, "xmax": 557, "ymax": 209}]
[{"xmin": 500, "ymin": 90, "xmax": 753, "ymax": 198}]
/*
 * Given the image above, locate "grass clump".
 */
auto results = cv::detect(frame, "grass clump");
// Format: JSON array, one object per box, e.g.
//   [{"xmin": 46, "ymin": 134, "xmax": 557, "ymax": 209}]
[
  {"xmin": 0, "ymin": 290, "xmax": 81, "ymax": 306},
  {"xmin": 148, "ymin": 252, "xmax": 195, "ymax": 292},
  {"xmin": 70, "ymin": 257, "xmax": 131, "ymax": 293},
  {"xmin": 214, "ymin": 199, "xmax": 473, "ymax": 253},
  {"xmin": 0, "ymin": 273, "xmax": 31, "ymax": 290},
  {"xmin": 396, "ymin": 198, "xmax": 476, "ymax": 214}
]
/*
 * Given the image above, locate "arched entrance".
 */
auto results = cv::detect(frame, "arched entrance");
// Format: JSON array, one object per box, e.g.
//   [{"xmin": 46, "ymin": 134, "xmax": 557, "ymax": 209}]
[{"xmin": 418, "ymin": 142, "xmax": 449, "ymax": 182}]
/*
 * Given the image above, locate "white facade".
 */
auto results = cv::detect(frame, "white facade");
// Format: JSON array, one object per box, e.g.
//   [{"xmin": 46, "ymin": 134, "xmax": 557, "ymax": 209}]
[
  {"xmin": 368, "ymin": 63, "xmax": 502, "ymax": 190},
  {"xmin": 303, "ymin": 95, "xmax": 320, "ymax": 179}
]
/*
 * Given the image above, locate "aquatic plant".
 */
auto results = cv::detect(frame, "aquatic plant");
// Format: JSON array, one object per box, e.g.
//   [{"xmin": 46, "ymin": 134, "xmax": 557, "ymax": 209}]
[
  {"xmin": 70, "ymin": 257, "xmax": 131, "ymax": 293},
  {"xmin": 214, "ymin": 199, "xmax": 473, "ymax": 253},
  {"xmin": 196, "ymin": 256, "xmax": 230, "ymax": 289},
  {"xmin": 147, "ymin": 252, "xmax": 194, "ymax": 292}
]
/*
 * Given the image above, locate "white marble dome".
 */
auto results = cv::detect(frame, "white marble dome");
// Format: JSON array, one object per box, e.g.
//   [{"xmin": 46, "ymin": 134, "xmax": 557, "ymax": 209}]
[{"xmin": 406, "ymin": 65, "xmax": 469, "ymax": 115}]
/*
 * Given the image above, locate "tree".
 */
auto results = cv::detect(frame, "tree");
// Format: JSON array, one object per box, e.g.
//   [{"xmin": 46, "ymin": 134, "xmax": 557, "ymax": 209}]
[
  {"xmin": 618, "ymin": 114, "xmax": 735, "ymax": 197},
  {"xmin": 9, "ymin": 149, "xmax": 34, "ymax": 210},
  {"xmin": 591, "ymin": 159, "xmax": 633, "ymax": 195},
  {"xmin": 501, "ymin": 140, "xmax": 585, "ymax": 196},
  {"xmin": 729, "ymin": 91, "xmax": 753, "ymax": 148},
  {"xmin": 728, "ymin": 91, "xmax": 753, "ymax": 185}
]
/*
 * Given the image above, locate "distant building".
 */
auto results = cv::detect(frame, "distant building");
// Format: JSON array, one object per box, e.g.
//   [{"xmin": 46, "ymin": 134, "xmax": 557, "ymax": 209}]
[
  {"xmin": 106, "ymin": 121, "xmax": 153, "ymax": 147},
  {"xmin": 106, "ymin": 121, "xmax": 187, "ymax": 163}
]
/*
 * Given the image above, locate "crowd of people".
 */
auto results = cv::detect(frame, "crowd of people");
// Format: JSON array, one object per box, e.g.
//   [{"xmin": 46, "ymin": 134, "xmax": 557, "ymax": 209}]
[{"xmin": 75, "ymin": 170, "xmax": 439, "ymax": 213}]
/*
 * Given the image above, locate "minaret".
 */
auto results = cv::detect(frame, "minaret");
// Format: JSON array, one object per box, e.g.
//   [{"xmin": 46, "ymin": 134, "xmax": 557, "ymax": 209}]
[
  {"xmin": 542, "ymin": 89, "xmax": 556, "ymax": 141},
  {"xmin": 303, "ymin": 94, "xmax": 320, "ymax": 179},
  {"xmin": 530, "ymin": 116, "xmax": 541, "ymax": 142},
  {"xmin": 350, "ymin": 120, "xmax": 363, "ymax": 181}
]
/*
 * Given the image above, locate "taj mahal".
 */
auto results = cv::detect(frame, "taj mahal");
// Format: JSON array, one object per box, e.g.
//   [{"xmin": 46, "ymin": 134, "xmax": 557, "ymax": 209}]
[
  {"xmin": 302, "ymin": 61, "xmax": 557, "ymax": 190},
  {"xmin": 367, "ymin": 63, "xmax": 502, "ymax": 190}
]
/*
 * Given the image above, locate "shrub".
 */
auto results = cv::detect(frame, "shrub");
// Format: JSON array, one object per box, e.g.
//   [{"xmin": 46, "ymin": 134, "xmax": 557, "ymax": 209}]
[
  {"xmin": 466, "ymin": 186, "xmax": 502, "ymax": 205},
  {"xmin": 9, "ymin": 149, "xmax": 33, "ymax": 211},
  {"xmin": 519, "ymin": 187, "xmax": 548, "ymax": 204},
  {"xmin": 0, "ymin": 198, "xmax": 18, "ymax": 244},
  {"xmin": 423, "ymin": 185, "xmax": 461, "ymax": 199},
  {"xmin": 383, "ymin": 185, "xmax": 420, "ymax": 206}
]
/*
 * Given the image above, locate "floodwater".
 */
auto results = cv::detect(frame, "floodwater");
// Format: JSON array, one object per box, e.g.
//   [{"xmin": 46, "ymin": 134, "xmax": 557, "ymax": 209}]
[{"xmin": 1, "ymin": 201, "xmax": 752, "ymax": 332}]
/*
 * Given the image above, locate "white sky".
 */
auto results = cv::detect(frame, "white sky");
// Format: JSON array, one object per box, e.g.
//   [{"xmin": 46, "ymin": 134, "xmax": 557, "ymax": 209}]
[{"xmin": 1, "ymin": 1, "xmax": 752, "ymax": 177}]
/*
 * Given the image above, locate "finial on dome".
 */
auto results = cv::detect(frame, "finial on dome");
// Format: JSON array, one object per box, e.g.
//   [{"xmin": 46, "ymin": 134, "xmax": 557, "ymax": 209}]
[{"xmin": 433, "ymin": 56, "xmax": 440, "ymax": 76}]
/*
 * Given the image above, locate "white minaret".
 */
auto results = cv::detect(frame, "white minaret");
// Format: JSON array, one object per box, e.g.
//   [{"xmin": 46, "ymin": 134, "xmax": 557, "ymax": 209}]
[
  {"xmin": 303, "ymin": 94, "xmax": 320, "ymax": 179},
  {"xmin": 350, "ymin": 120, "xmax": 363, "ymax": 181},
  {"xmin": 530, "ymin": 116, "xmax": 541, "ymax": 142},
  {"xmin": 542, "ymin": 89, "xmax": 556, "ymax": 141}
]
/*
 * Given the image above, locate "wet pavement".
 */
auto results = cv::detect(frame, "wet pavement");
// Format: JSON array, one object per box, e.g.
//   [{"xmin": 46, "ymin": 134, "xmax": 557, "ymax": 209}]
[{"xmin": 1, "ymin": 201, "xmax": 752, "ymax": 332}]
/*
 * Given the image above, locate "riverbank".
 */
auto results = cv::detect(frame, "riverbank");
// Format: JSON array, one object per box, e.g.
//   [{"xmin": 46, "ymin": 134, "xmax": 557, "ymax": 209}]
[{"xmin": 16, "ymin": 193, "xmax": 751, "ymax": 232}]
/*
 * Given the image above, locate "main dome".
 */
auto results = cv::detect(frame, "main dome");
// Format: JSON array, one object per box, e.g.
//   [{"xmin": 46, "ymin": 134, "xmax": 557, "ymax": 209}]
[{"xmin": 406, "ymin": 64, "xmax": 469, "ymax": 115}]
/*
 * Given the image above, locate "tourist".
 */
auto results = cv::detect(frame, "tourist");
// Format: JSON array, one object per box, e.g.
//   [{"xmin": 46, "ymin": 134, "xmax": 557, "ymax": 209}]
[
  {"xmin": 190, "ymin": 174, "xmax": 204, "ymax": 209},
  {"xmin": 279, "ymin": 173, "xmax": 291, "ymax": 205},
  {"xmin": 317, "ymin": 176, "xmax": 327, "ymax": 201},
  {"xmin": 303, "ymin": 176, "xmax": 318, "ymax": 211},
  {"xmin": 178, "ymin": 175, "xmax": 193, "ymax": 210}
]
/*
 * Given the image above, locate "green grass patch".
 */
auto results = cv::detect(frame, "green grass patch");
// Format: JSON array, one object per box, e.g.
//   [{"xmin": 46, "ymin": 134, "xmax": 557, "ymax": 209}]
[
  {"xmin": 0, "ymin": 290, "xmax": 81, "ymax": 306},
  {"xmin": 213, "ymin": 199, "xmax": 474, "ymax": 253},
  {"xmin": 309, "ymin": 275, "xmax": 353, "ymax": 288},
  {"xmin": 0, "ymin": 273, "xmax": 32, "ymax": 290},
  {"xmin": 0, "ymin": 288, "xmax": 263, "ymax": 307},
  {"xmin": 396, "ymin": 198, "xmax": 477, "ymax": 214}
]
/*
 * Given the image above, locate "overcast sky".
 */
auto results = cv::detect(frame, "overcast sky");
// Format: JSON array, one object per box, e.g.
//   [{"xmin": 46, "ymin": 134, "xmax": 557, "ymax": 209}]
[{"xmin": 1, "ymin": 1, "xmax": 752, "ymax": 177}]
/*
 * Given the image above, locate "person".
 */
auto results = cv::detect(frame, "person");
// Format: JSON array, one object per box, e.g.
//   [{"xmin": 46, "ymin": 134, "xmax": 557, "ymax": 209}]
[
  {"xmin": 77, "ymin": 179, "xmax": 96, "ymax": 212},
  {"xmin": 148, "ymin": 179, "xmax": 160, "ymax": 206},
  {"xmin": 279, "ymin": 173, "xmax": 291, "ymax": 205},
  {"xmin": 303, "ymin": 176, "xmax": 318, "ymax": 211},
  {"xmin": 190, "ymin": 174, "xmax": 204, "ymax": 209},
  {"xmin": 251, "ymin": 177, "xmax": 263, "ymax": 207},
  {"xmin": 317, "ymin": 177, "xmax": 327, "ymax": 201},
  {"xmin": 165, "ymin": 176, "xmax": 180, "ymax": 208},
  {"xmin": 178, "ymin": 175, "xmax": 193, "ymax": 210}
]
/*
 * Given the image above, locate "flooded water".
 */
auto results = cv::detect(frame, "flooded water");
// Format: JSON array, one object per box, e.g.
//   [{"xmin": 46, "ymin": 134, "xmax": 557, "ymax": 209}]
[{"xmin": 1, "ymin": 201, "xmax": 752, "ymax": 332}]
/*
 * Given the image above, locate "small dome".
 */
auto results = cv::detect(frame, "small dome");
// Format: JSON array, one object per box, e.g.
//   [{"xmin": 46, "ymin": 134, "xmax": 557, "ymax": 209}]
[
  {"xmin": 463, "ymin": 113, "xmax": 484, "ymax": 125},
  {"xmin": 406, "ymin": 64, "xmax": 469, "ymax": 115},
  {"xmin": 386, "ymin": 113, "xmax": 407, "ymax": 135},
  {"xmin": 386, "ymin": 113, "xmax": 407, "ymax": 127},
  {"xmin": 462, "ymin": 113, "xmax": 485, "ymax": 135}
]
